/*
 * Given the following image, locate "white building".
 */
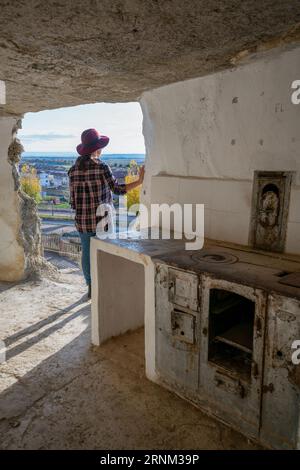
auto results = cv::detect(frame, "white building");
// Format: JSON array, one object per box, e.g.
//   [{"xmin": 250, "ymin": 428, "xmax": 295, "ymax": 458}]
[
  {"xmin": 39, "ymin": 172, "xmax": 52, "ymax": 188},
  {"xmin": 39, "ymin": 172, "xmax": 68, "ymax": 188},
  {"xmin": 52, "ymin": 175, "xmax": 68, "ymax": 188}
]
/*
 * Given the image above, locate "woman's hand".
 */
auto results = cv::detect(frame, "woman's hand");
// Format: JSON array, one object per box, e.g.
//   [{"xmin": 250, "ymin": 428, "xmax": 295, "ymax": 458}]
[
  {"xmin": 125, "ymin": 165, "xmax": 145, "ymax": 193},
  {"xmin": 138, "ymin": 165, "xmax": 145, "ymax": 184}
]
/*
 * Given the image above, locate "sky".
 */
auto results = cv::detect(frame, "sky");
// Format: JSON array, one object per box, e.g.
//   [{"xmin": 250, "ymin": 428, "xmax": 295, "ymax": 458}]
[{"xmin": 19, "ymin": 102, "xmax": 145, "ymax": 154}]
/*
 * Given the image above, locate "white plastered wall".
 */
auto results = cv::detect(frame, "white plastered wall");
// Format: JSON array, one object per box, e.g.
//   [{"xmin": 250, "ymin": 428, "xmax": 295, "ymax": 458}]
[
  {"xmin": 140, "ymin": 45, "xmax": 300, "ymax": 254},
  {"xmin": 0, "ymin": 117, "xmax": 25, "ymax": 281},
  {"xmin": 90, "ymin": 238, "xmax": 157, "ymax": 382}
]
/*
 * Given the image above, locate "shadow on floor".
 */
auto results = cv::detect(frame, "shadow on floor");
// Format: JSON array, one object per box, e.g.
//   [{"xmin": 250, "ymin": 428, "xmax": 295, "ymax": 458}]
[
  {"xmin": 4, "ymin": 300, "xmax": 90, "ymax": 362},
  {"xmin": 0, "ymin": 280, "xmax": 30, "ymax": 294},
  {"xmin": 5, "ymin": 296, "xmax": 87, "ymax": 347},
  {"xmin": 45, "ymin": 251, "xmax": 81, "ymax": 271},
  {"xmin": 0, "ymin": 318, "xmax": 260, "ymax": 450}
]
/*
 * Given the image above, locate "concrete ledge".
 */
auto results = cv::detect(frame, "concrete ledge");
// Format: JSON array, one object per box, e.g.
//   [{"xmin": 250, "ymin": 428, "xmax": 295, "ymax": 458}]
[{"xmin": 0, "ymin": 80, "xmax": 5, "ymax": 105}]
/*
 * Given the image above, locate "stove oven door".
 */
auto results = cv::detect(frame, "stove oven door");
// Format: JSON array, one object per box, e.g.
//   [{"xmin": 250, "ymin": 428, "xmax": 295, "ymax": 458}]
[
  {"xmin": 155, "ymin": 264, "xmax": 200, "ymax": 395},
  {"xmin": 260, "ymin": 295, "xmax": 300, "ymax": 449},
  {"xmin": 198, "ymin": 276, "xmax": 267, "ymax": 439}
]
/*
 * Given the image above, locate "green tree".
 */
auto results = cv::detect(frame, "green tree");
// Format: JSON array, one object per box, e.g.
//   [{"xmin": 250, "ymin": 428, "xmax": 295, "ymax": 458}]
[
  {"xmin": 20, "ymin": 164, "xmax": 42, "ymax": 203},
  {"xmin": 125, "ymin": 160, "xmax": 141, "ymax": 211}
]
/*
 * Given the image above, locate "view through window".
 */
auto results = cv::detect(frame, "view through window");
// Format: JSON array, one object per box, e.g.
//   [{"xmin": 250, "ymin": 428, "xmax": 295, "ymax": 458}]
[{"xmin": 18, "ymin": 102, "xmax": 145, "ymax": 249}]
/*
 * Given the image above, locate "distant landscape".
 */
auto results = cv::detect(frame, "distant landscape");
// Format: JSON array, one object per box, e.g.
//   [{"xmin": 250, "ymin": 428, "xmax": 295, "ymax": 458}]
[
  {"xmin": 22, "ymin": 152, "xmax": 145, "ymax": 173},
  {"xmin": 21, "ymin": 151, "xmax": 145, "ymax": 194},
  {"xmin": 20, "ymin": 152, "xmax": 145, "ymax": 238}
]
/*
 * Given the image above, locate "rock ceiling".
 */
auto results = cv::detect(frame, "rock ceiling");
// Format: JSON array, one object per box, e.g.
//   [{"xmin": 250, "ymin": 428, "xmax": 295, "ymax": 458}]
[{"xmin": 0, "ymin": 0, "xmax": 299, "ymax": 116}]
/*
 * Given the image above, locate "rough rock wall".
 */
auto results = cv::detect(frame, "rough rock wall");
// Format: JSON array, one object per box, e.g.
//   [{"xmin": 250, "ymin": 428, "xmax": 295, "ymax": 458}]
[
  {"xmin": 0, "ymin": 0, "xmax": 299, "ymax": 116},
  {"xmin": 0, "ymin": 117, "xmax": 25, "ymax": 281},
  {"xmin": 9, "ymin": 121, "xmax": 55, "ymax": 279},
  {"xmin": 0, "ymin": 117, "xmax": 47, "ymax": 281},
  {"xmin": 7, "ymin": 119, "xmax": 42, "ymax": 269}
]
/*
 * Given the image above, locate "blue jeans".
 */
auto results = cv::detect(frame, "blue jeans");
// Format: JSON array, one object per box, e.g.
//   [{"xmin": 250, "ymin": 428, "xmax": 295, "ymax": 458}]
[{"xmin": 79, "ymin": 232, "xmax": 96, "ymax": 286}]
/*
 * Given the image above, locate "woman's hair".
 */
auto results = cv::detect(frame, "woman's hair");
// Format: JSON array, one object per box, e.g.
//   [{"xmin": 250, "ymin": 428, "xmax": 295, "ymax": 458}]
[{"xmin": 78, "ymin": 154, "xmax": 91, "ymax": 171}]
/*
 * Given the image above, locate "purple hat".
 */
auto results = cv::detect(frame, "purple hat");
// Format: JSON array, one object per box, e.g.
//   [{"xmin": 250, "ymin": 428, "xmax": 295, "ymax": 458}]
[{"xmin": 76, "ymin": 128, "xmax": 109, "ymax": 156}]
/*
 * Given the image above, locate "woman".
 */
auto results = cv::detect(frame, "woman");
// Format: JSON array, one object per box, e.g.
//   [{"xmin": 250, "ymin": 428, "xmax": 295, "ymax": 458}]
[{"xmin": 68, "ymin": 128, "xmax": 144, "ymax": 299}]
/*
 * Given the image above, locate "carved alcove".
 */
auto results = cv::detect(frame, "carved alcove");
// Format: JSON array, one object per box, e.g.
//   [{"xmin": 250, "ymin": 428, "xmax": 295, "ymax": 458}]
[{"xmin": 249, "ymin": 171, "xmax": 294, "ymax": 253}]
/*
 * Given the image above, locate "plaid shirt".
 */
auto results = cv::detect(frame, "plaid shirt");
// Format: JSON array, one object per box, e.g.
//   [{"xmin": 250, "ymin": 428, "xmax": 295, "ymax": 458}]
[{"xmin": 68, "ymin": 158, "xmax": 127, "ymax": 233}]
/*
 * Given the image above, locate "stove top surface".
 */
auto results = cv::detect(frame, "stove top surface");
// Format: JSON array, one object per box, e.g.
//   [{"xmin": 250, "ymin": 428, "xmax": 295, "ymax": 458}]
[
  {"xmin": 152, "ymin": 243, "xmax": 300, "ymax": 302},
  {"xmin": 92, "ymin": 235, "xmax": 300, "ymax": 301}
]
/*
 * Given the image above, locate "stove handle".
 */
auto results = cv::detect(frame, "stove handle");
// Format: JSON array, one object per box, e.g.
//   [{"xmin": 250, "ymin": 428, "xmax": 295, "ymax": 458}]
[
  {"xmin": 238, "ymin": 381, "xmax": 246, "ymax": 399},
  {"xmin": 251, "ymin": 360, "xmax": 259, "ymax": 379}
]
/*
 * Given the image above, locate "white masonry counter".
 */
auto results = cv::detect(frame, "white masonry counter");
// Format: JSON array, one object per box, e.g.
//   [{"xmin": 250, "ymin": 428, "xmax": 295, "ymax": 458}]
[
  {"xmin": 90, "ymin": 234, "xmax": 186, "ymax": 382},
  {"xmin": 0, "ymin": 80, "xmax": 5, "ymax": 105}
]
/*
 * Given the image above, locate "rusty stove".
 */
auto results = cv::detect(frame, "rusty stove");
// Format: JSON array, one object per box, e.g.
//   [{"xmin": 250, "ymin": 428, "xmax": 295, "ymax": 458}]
[{"xmin": 154, "ymin": 237, "xmax": 300, "ymax": 449}]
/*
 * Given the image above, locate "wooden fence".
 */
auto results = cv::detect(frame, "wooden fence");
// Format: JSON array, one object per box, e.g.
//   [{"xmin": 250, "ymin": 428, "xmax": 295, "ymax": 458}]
[{"xmin": 42, "ymin": 234, "xmax": 81, "ymax": 261}]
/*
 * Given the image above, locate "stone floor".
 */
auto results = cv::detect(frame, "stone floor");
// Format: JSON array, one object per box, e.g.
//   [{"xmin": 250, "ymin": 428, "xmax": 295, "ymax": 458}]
[{"xmin": 0, "ymin": 253, "xmax": 260, "ymax": 450}]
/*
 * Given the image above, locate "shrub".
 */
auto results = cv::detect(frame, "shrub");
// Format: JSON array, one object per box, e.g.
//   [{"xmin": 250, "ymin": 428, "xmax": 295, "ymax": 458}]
[
  {"xmin": 125, "ymin": 160, "xmax": 141, "ymax": 211},
  {"xmin": 20, "ymin": 164, "xmax": 42, "ymax": 203}
]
